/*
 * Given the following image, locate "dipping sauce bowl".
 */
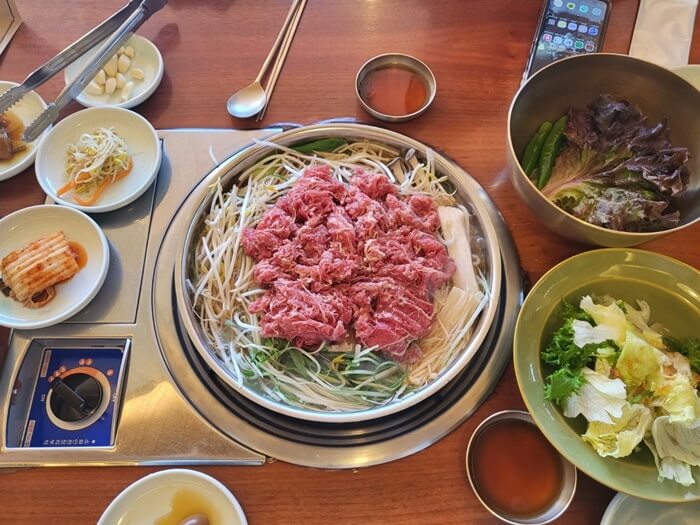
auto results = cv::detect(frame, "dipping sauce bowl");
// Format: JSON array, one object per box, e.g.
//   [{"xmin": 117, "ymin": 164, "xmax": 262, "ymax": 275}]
[
  {"xmin": 466, "ymin": 410, "xmax": 577, "ymax": 525},
  {"xmin": 355, "ymin": 53, "xmax": 436, "ymax": 122}
]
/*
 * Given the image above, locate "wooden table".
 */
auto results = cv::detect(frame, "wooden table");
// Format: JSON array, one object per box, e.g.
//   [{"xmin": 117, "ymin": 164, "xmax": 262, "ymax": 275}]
[{"xmin": 0, "ymin": 1, "xmax": 698, "ymax": 523}]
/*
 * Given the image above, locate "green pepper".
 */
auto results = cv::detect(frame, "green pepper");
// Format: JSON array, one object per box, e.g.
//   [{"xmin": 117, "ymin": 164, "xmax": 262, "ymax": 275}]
[
  {"xmin": 537, "ymin": 115, "xmax": 569, "ymax": 189},
  {"xmin": 292, "ymin": 138, "xmax": 347, "ymax": 154},
  {"xmin": 521, "ymin": 121, "xmax": 552, "ymax": 179}
]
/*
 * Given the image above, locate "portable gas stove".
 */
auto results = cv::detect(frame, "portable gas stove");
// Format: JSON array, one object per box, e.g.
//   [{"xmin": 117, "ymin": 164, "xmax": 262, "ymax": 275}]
[{"xmin": 0, "ymin": 128, "xmax": 522, "ymax": 469}]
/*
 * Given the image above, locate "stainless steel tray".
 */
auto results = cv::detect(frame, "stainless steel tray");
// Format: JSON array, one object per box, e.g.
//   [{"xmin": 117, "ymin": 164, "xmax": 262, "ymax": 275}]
[{"xmin": 0, "ymin": 129, "xmax": 275, "ymax": 467}]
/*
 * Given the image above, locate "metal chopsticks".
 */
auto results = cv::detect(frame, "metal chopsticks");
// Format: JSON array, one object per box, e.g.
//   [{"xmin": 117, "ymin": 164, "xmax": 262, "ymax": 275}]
[
  {"xmin": 19, "ymin": 0, "xmax": 167, "ymax": 142},
  {"xmin": 0, "ymin": 0, "xmax": 142, "ymax": 116},
  {"xmin": 256, "ymin": 0, "xmax": 307, "ymax": 121}
]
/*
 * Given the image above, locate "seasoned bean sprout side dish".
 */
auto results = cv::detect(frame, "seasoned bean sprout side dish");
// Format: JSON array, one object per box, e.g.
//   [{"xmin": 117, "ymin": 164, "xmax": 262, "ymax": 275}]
[
  {"xmin": 188, "ymin": 139, "xmax": 490, "ymax": 411},
  {"xmin": 59, "ymin": 127, "xmax": 132, "ymax": 206}
]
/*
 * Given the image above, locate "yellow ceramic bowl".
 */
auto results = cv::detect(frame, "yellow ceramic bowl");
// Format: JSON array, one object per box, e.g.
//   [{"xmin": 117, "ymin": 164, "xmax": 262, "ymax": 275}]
[{"xmin": 514, "ymin": 248, "xmax": 700, "ymax": 502}]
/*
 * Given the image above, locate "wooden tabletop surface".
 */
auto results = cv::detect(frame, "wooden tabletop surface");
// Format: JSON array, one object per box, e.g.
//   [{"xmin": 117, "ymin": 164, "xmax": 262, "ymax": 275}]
[{"xmin": 0, "ymin": 1, "xmax": 698, "ymax": 523}]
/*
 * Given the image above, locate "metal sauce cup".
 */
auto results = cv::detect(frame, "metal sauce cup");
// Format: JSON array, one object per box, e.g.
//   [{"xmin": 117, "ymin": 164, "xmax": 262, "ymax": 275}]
[
  {"xmin": 466, "ymin": 410, "xmax": 577, "ymax": 525},
  {"xmin": 355, "ymin": 53, "xmax": 436, "ymax": 122}
]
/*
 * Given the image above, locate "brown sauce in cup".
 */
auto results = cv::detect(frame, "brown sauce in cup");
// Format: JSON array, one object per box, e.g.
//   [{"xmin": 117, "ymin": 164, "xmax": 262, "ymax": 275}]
[
  {"xmin": 360, "ymin": 65, "xmax": 428, "ymax": 116},
  {"xmin": 470, "ymin": 419, "xmax": 564, "ymax": 518}
]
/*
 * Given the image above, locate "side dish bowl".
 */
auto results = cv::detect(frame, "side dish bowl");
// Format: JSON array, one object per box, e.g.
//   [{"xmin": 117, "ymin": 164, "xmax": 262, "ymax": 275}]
[
  {"xmin": 97, "ymin": 469, "xmax": 247, "ymax": 525},
  {"xmin": 35, "ymin": 106, "xmax": 161, "ymax": 213},
  {"xmin": 466, "ymin": 410, "xmax": 577, "ymax": 524},
  {"xmin": 507, "ymin": 53, "xmax": 700, "ymax": 247},
  {"xmin": 64, "ymin": 34, "xmax": 164, "ymax": 109},
  {"xmin": 0, "ymin": 205, "xmax": 109, "ymax": 329},
  {"xmin": 355, "ymin": 53, "xmax": 437, "ymax": 122},
  {"xmin": 513, "ymin": 248, "xmax": 700, "ymax": 502},
  {"xmin": 0, "ymin": 80, "xmax": 51, "ymax": 182}
]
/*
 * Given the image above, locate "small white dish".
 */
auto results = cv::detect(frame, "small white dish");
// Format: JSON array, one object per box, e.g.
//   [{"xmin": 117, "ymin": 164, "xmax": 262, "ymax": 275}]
[
  {"xmin": 0, "ymin": 80, "xmax": 52, "ymax": 182},
  {"xmin": 0, "ymin": 205, "xmax": 109, "ymax": 330},
  {"xmin": 97, "ymin": 469, "xmax": 247, "ymax": 525},
  {"xmin": 673, "ymin": 64, "xmax": 700, "ymax": 91},
  {"xmin": 64, "ymin": 34, "xmax": 164, "ymax": 109},
  {"xmin": 35, "ymin": 106, "xmax": 161, "ymax": 213},
  {"xmin": 601, "ymin": 492, "xmax": 700, "ymax": 525}
]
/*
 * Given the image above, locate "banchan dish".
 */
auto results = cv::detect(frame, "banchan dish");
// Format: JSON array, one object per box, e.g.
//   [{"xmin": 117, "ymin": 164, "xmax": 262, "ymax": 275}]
[{"xmin": 175, "ymin": 124, "xmax": 502, "ymax": 423}]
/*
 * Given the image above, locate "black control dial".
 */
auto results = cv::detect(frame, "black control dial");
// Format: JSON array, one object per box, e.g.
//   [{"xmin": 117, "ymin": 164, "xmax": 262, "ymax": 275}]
[{"xmin": 49, "ymin": 373, "xmax": 103, "ymax": 423}]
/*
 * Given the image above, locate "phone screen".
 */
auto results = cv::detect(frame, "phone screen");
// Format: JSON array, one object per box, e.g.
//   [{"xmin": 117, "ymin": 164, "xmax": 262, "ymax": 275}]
[{"xmin": 527, "ymin": 0, "xmax": 609, "ymax": 77}]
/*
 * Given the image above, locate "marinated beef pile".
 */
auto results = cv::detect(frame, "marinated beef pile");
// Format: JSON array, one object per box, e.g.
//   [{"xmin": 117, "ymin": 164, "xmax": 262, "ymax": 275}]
[{"xmin": 242, "ymin": 165, "xmax": 455, "ymax": 363}]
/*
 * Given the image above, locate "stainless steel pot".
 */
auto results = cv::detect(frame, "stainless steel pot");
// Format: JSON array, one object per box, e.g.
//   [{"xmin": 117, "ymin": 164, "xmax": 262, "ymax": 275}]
[
  {"xmin": 174, "ymin": 123, "xmax": 502, "ymax": 423},
  {"xmin": 507, "ymin": 53, "xmax": 700, "ymax": 247}
]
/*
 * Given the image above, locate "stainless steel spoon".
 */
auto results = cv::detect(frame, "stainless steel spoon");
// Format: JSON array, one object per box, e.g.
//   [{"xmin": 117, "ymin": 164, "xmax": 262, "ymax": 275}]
[{"xmin": 226, "ymin": 0, "xmax": 301, "ymax": 118}]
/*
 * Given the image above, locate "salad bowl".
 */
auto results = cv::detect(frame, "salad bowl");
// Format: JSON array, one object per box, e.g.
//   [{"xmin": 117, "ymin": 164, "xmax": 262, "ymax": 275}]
[{"xmin": 514, "ymin": 248, "xmax": 700, "ymax": 502}]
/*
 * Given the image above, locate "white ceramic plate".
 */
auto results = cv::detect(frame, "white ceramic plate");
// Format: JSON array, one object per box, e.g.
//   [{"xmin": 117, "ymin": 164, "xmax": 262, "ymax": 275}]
[
  {"xmin": 0, "ymin": 205, "xmax": 109, "ymax": 330},
  {"xmin": 0, "ymin": 81, "xmax": 51, "ymax": 182},
  {"xmin": 64, "ymin": 34, "xmax": 164, "ymax": 109},
  {"xmin": 673, "ymin": 64, "xmax": 700, "ymax": 91},
  {"xmin": 97, "ymin": 469, "xmax": 247, "ymax": 525},
  {"xmin": 35, "ymin": 106, "xmax": 161, "ymax": 213},
  {"xmin": 601, "ymin": 492, "xmax": 700, "ymax": 525}
]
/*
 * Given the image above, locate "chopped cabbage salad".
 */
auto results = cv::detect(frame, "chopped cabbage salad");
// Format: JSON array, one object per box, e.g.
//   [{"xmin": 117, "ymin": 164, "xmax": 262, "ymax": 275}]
[{"xmin": 542, "ymin": 295, "xmax": 700, "ymax": 486}]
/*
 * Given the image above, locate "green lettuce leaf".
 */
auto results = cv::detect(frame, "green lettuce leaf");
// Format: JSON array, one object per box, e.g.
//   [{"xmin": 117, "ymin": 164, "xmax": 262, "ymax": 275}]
[
  {"xmin": 544, "ymin": 368, "xmax": 585, "ymax": 405},
  {"xmin": 540, "ymin": 95, "xmax": 689, "ymax": 233},
  {"xmin": 582, "ymin": 403, "xmax": 652, "ymax": 458},
  {"xmin": 563, "ymin": 367, "xmax": 627, "ymax": 424},
  {"xmin": 664, "ymin": 336, "xmax": 700, "ymax": 375}
]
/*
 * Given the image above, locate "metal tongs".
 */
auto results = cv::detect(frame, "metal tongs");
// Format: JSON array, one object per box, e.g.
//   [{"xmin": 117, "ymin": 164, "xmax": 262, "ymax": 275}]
[{"xmin": 0, "ymin": 0, "xmax": 167, "ymax": 143}]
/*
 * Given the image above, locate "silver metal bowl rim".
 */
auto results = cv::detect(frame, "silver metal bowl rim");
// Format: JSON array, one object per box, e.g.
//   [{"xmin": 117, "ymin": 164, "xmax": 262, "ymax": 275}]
[
  {"xmin": 355, "ymin": 53, "xmax": 437, "ymax": 122},
  {"xmin": 465, "ymin": 409, "xmax": 578, "ymax": 525},
  {"xmin": 507, "ymin": 52, "xmax": 700, "ymax": 239},
  {"xmin": 174, "ymin": 123, "xmax": 502, "ymax": 424}
]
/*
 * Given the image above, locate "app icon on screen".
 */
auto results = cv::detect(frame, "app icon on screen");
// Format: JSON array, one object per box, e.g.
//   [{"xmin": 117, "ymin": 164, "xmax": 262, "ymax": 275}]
[
  {"xmin": 567, "ymin": 2, "xmax": 576, "ymax": 9},
  {"xmin": 564, "ymin": 38, "xmax": 574, "ymax": 47},
  {"xmin": 579, "ymin": 5, "xmax": 589, "ymax": 12},
  {"xmin": 557, "ymin": 20, "xmax": 567, "ymax": 28},
  {"xmin": 568, "ymin": 22, "xmax": 578, "ymax": 30},
  {"xmin": 574, "ymin": 40, "xmax": 584, "ymax": 49},
  {"xmin": 543, "ymin": 33, "xmax": 553, "ymax": 42},
  {"xmin": 585, "ymin": 42, "xmax": 595, "ymax": 51},
  {"xmin": 553, "ymin": 0, "xmax": 563, "ymax": 6},
  {"xmin": 588, "ymin": 26, "xmax": 599, "ymax": 35},
  {"xmin": 553, "ymin": 36, "xmax": 563, "ymax": 44},
  {"xmin": 592, "ymin": 7, "xmax": 602, "ymax": 16},
  {"xmin": 547, "ymin": 18, "xmax": 556, "ymax": 25},
  {"xmin": 578, "ymin": 24, "xmax": 588, "ymax": 33}
]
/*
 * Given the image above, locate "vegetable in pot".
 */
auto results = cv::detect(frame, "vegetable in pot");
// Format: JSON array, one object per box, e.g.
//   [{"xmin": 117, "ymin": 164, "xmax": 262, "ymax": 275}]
[
  {"xmin": 537, "ymin": 115, "xmax": 568, "ymax": 189},
  {"xmin": 538, "ymin": 95, "xmax": 690, "ymax": 232},
  {"xmin": 521, "ymin": 121, "xmax": 552, "ymax": 179}
]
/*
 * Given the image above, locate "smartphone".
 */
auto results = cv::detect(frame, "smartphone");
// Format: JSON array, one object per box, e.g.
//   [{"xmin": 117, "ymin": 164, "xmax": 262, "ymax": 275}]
[{"xmin": 525, "ymin": 0, "xmax": 611, "ymax": 78}]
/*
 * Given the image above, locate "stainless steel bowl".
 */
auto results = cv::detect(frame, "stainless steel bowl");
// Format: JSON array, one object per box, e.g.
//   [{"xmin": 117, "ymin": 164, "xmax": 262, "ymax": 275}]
[
  {"xmin": 174, "ymin": 123, "xmax": 502, "ymax": 423},
  {"xmin": 466, "ymin": 410, "xmax": 577, "ymax": 525},
  {"xmin": 355, "ymin": 53, "xmax": 436, "ymax": 122},
  {"xmin": 507, "ymin": 53, "xmax": 700, "ymax": 247}
]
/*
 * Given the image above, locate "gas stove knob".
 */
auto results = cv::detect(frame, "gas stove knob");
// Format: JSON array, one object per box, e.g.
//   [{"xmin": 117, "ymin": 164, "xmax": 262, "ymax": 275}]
[
  {"xmin": 46, "ymin": 369, "xmax": 110, "ymax": 431},
  {"xmin": 49, "ymin": 373, "xmax": 102, "ymax": 423}
]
